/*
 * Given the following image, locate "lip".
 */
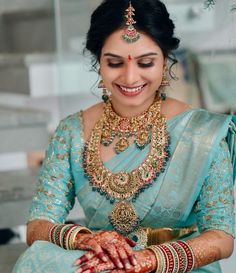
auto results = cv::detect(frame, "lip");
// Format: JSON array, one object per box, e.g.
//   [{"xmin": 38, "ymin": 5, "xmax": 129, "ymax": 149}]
[{"xmin": 115, "ymin": 84, "xmax": 147, "ymax": 97}]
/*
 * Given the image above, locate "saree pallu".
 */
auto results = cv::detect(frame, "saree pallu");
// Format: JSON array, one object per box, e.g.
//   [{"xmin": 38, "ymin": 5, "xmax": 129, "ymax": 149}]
[{"xmin": 12, "ymin": 109, "xmax": 236, "ymax": 273}]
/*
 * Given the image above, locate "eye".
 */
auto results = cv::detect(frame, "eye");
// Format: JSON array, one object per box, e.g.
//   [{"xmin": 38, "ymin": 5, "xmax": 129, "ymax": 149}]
[
  {"xmin": 107, "ymin": 58, "xmax": 123, "ymax": 68},
  {"xmin": 138, "ymin": 62, "xmax": 154, "ymax": 68},
  {"xmin": 108, "ymin": 62, "xmax": 123, "ymax": 68},
  {"xmin": 138, "ymin": 58, "xmax": 155, "ymax": 68}
]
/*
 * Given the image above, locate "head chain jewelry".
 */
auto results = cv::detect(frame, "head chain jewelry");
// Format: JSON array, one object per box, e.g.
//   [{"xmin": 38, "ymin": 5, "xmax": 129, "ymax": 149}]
[{"xmin": 122, "ymin": 1, "xmax": 140, "ymax": 43}]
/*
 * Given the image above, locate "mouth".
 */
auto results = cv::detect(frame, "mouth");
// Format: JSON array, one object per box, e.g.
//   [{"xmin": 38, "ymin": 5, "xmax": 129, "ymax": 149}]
[{"xmin": 116, "ymin": 84, "xmax": 147, "ymax": 96}]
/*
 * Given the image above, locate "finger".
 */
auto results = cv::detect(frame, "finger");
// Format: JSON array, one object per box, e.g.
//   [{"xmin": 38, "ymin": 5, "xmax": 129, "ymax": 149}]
[
  {"xmin": 126, "ymin": 267, "xmax": 136, "ymax": 273},
  {"xmin": 76, "ymin": 264, "xmax": 93, "ymax": 273},
  {"xmin": 93, "ymin": 260, "xmax": 115, "ymax": 273},
  {"xmin": 108, "ymin": 270, "xmax": 124, "ymax": 273},
  {"xmin": 78, "ymin": 241, "xmax": 108, "ymax": 263},
  {"xmin": 89, "ymin": 242, "xmax": 108, "ymax": 262},
  {"xmin": 125, "ymin": 237, "xmax": 136, "ymax": 247},
  {"xmin": 75, "ymin": 251, "xmax": 95, "ymax": 266},
  {"xmin": 76, "ymin": 257, "xmax": 100, "ymax": 273},
  {"xmin": 117, "ymin": 247, "xmax": 132, "ymax": 270},
  {"xmin": 105, "ymin": 245, "xmax": 124, "ymax": 269},
  {"xmin": 123, "ymin": 245, "xmax": 137, "ymax": 266},
  {"xmin": 76, "ymin": 267, "xmax": 95, "ymax": 273},
  {"xmin": 76, "ymin": 258, "xmax": 115, "ymax": 273}
]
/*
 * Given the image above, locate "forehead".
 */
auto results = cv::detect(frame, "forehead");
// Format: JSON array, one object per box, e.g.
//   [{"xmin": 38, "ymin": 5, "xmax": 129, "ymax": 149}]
[{"xmin": 101, "ymin": 29, "xmax": 162, "ymax": 57}]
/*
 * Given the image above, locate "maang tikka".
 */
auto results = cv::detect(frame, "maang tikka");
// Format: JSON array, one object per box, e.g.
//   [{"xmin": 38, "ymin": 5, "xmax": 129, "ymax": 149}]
[{"xmin": 122, "ymin": 2, "xmax": 140, "ymax": 43}]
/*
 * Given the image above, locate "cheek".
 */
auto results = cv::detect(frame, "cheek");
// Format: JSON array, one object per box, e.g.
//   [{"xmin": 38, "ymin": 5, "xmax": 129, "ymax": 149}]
[
  {"xmin": 101, "ymin": 69, "xmax": 119, "ymax": 85},
  {"xmin": 145, "ymin": 67, "xmax": 163, "ymax": 82}
]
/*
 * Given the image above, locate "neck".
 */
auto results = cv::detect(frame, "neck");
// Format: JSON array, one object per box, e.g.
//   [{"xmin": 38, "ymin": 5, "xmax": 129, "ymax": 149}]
[{"xmin": 109, "ymin": 94, "xmax": 157, "ymax": 118}]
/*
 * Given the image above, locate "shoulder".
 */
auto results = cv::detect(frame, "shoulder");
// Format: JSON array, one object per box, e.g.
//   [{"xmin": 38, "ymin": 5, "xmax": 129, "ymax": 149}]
[
  {"xmin": 161, "ymin": 97, "xmax": 191, "ymax": 120},
  {"xmin": 82, "ymin": 102, "xmax": 104, "ymax": 141}
]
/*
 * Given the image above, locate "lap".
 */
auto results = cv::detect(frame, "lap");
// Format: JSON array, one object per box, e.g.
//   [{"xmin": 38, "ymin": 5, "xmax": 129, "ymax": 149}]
[{"xmin": 12, "ymin": 240, "xmax": 85, "ymax": 273}]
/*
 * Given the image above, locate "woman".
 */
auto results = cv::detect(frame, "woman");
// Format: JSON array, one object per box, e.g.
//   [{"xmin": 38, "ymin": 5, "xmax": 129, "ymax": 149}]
[{"xmin": 12, "ymin": 0, "xmax": 235, "ymax": 272}]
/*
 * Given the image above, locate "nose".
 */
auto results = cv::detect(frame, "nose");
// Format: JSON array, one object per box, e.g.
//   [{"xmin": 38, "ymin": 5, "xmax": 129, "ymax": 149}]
[{"xmin": 122, "ymin": 62, "xmax": 139, "ymax": 86}]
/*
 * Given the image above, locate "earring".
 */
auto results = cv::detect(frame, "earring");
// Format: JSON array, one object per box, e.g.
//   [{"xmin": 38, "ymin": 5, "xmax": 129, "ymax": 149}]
[
  {"xmin": 98, "ymin": 79, "xmax": 109, "ymax": 103},
  {"xmin": 159, "ymin": 65, "xmax": 170, "ymax": 101},
  {"xmin": 160, "ymin": 65, "xmax": 170, "ymax": 87},
  {"xmin": 156, "ymin": 89, "xmax": 167, "ymax": 101}
]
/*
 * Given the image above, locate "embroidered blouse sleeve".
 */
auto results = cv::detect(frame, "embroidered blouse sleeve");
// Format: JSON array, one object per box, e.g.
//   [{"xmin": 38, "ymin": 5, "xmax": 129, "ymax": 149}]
[
  {"xmin": 194, "ymin": 139, "xmax": 235, "ymax": 237},
  {"xmin": 28, "ymin": 118, "xmax": 75, "ymax": 223}
]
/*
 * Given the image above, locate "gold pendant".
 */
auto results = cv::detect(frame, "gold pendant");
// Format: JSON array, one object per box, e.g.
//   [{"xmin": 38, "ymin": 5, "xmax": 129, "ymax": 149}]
[
  {"xmin": 115, "ymin": 138, "xmax": 129, "ymax": 154},
  {"xmin": 135, "ymin": 130, "xmax": 150, "ymax": 148},
  {"xmin": 109, "ymin": 201, "xmax": 140, "ymax": 235}
]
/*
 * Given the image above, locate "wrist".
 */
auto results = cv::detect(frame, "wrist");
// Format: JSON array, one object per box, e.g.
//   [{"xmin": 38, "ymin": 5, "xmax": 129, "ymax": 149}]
[
  {"xmin": 49, "ymin": 224, "xmax": 92, "ymax": 250},
  {"xmin": 146, "ymin": 248, "xmax": 158, "ymax": 271}
]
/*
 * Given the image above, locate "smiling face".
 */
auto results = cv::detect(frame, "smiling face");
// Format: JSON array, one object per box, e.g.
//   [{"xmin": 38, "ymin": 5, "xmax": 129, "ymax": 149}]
[{"xmin": 100, "ymin": 29, "xmax": 165, "ymax": 117}]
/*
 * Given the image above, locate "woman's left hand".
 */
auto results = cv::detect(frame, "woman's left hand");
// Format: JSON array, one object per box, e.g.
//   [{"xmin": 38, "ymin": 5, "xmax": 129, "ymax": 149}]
[{"xmin": 75, "ymin": 249, "xmax": 156, "ymax": 273}]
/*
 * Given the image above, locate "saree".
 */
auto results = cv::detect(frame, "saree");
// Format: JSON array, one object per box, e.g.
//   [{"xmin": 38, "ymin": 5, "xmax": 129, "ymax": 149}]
[{"xmin": 12, "ymin": 108, "xmax": 236, "ymax": 273}]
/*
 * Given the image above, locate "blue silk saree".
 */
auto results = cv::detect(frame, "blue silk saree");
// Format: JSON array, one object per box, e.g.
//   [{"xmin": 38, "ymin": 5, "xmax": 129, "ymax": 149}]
[{"xmin": 12, "ymin": 109, "xmax": 236, "ymax": 273}]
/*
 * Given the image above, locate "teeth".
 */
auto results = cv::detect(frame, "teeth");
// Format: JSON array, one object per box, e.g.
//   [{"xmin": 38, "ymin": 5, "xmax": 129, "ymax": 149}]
[{"xmin": 119, "ymin": 85, "xmax": 144, "ymax": 93}]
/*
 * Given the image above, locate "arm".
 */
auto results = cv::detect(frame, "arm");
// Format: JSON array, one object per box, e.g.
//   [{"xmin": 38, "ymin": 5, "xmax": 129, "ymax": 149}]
[
  {"xmin": 148, "ymin": 139, "xmax": 235, "ymax": 271},
  {"xmin": 26, "ymin": 118, "xmax": 76, "ymax": 245},
  {"xmin": 188, "ymin": 139, "xmax": 235, "ymax": 267}
]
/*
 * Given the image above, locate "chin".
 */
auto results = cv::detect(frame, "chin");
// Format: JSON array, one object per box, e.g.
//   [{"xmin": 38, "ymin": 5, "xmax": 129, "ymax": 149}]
[{"xmin": 112, "ymin": 94, "xmax": 156, "ymax": 111}]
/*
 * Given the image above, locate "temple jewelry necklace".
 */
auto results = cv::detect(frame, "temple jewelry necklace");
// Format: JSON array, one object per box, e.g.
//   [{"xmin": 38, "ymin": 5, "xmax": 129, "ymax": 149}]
[
  {"xmin": 101, "ymin": 98, "xmax": 161, "ymax": 154},
  {"xmin": 83, "ymin": 96, "xmax": 170, "ymax": 235}
]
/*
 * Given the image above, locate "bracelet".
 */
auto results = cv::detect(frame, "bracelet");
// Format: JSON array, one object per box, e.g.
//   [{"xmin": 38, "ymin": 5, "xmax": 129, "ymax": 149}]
[
  {"xmin": 147, "ymin": 240, "xmax": 195, "ymax": 273},
  {"xmin": 49, "ymin": 224, "xmax": 92, "ymax": 249}
]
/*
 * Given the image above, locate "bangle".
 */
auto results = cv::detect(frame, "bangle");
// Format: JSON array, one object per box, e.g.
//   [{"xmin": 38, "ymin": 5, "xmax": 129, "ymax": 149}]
[
  {"xmin": 70, "ymin": 226, "xmax": 92, "ymax": 250},
  {"xmin": 147, "ymin": 240, "xmax": 195, "ymax": 273},
  {"xmin": 49, "ymin": 224, "xmax": 92, "ymax": 250}
]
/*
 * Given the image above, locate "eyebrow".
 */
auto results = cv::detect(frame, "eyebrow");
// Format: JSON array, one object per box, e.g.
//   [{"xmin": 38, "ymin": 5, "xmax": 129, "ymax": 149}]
[{"xmin": 103, "ymin": 52, "xmax": 158, "ymax": 59}]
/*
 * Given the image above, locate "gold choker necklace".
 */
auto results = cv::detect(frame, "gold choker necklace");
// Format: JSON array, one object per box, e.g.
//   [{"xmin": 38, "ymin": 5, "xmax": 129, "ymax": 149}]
[
  {"xmin": 101, "ymin": 99, "xmax": 160, "ymax": 154},
  {"xmin": 83, "ymin": 97, "xmax": 170, "ymax": 235}
]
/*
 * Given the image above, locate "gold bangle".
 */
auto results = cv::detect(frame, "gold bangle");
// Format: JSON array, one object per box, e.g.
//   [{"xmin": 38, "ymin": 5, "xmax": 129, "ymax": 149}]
[
  {"xmin": 70, "ymin": 226, "xmax": 92, "ymax": 250},
  {"xmin": 147, "ymin": 245, "xmax": 166, "ymax": 273}
]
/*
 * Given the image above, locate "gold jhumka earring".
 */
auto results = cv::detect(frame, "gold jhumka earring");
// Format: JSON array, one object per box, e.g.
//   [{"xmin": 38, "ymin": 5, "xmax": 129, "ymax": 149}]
[
  {"xmin": 98, "ymin": 79, "xmax": 109, "ymax": 103},
  {"xmin": 160, "ymin": 65, "xmax": 170, "ymax": 100},
  {"xmin": 122, "ymin": 2, "xmax": 140, "ymax": 43},
  {"xmin": 161, "ymin": 65, "xmax": 170, "ymax": 87}
]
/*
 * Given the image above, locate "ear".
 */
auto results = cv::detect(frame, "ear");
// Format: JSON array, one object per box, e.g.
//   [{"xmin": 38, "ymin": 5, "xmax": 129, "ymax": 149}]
[{"xmin": 163, "ymin": 58, "xmax": 167, "ymax": 68}]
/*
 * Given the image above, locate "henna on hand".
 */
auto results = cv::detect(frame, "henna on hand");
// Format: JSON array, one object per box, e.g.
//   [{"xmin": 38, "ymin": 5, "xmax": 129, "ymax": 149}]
[
  {"xmin": 75, "ymin": 249, "xmax": 156, "ymax": 273},
  {"xmin": 74, "ymin": 231, "xmax": 137, "ymax": 269}
]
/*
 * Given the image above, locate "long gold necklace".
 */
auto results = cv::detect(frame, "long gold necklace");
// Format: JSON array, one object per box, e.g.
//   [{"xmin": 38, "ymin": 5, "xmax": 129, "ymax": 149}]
[{"xmin": 83, "ymin": 97, "xmax": 170, "ymax": 235}]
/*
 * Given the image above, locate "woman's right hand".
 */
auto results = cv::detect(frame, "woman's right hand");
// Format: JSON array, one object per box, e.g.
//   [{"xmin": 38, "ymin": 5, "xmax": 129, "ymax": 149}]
[{"xmin": 74, "ymin": 230, "xmax": 137, "ymax": 269}]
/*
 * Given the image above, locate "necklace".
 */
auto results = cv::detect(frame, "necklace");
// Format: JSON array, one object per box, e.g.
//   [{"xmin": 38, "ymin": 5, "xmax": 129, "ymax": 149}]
[
  {"xmin": 83, "ymin": 97, "xmax": 170, "ymax": 235},
  {"xmin": 101, "ymin": 100, "xmax": 159, "ymax": 153}
]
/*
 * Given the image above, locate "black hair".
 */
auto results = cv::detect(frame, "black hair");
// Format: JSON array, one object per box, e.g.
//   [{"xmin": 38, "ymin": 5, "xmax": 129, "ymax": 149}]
[{"xmin": 85, "ymin": 0, "xmax": 180, "ymax": 75}]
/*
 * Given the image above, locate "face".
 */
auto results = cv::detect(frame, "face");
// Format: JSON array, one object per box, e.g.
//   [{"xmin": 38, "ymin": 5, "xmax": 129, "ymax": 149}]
[{"xmin": 100, "ymin": 29, "xmax": 165, "ymax": 116}]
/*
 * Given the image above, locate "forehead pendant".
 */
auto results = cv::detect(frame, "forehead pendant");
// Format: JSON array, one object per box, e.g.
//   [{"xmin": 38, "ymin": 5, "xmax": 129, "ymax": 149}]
[{"xmin": 122, "ymin": 1, "xmax": 140, "ymax": 43}]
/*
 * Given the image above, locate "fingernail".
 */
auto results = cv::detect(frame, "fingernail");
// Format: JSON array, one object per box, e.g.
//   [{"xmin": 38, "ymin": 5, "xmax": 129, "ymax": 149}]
[
  {"xmin": 75, "ymin": 269, "xmax": 82, "ymax": 273},
  {"xmin": 83, "ymin": 270, "xmax": 91, "ymax": 273},
  {"xmin": 125, "ymin": 263, "xmax": 132, "ymax": 270},
  {"xmin": 73, "ymin": 260, "xmax": 80, "ymax": 266},
  {"xmin": 98, "ymin": 252, "xmax": 108, "ymax": 262},
  {"xmin": 131, "ymin": 257, "xmax": 137, "ymax": 265},
  {"xmin": 101, "ymin": 256, "xmax": 108, "ymax": 262},
  {"xmin": 118, "ymin": 262, "xmax": 123, "ymax": 269}
]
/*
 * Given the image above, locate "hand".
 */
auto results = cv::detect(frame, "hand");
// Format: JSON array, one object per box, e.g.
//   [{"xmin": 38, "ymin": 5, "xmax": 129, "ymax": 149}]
[
  {"xmin": 74, "ymin": 231, "xmax": 137, "ymax": 269},
  {"xmin": 75, "ymin": 249, "xmax": 156, "ymax": 273}
]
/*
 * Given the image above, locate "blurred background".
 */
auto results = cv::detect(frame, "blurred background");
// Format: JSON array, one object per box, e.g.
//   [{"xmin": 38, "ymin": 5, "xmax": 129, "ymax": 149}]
[{"xmin": 0, "ymin": 0, "xmax": 235, "ymax": 272}]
